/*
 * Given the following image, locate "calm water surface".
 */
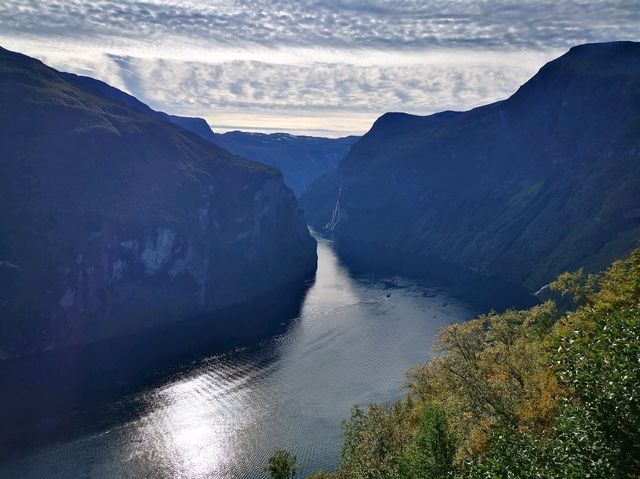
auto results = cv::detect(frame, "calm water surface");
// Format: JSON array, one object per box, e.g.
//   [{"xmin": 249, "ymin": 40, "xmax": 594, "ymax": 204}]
[{"xmin": 0, "ymin": 238, "xmax": 475, "ymax": 478}]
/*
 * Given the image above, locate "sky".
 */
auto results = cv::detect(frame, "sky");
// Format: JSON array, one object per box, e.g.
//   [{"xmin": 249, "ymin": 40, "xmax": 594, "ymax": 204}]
[{"xmin": 0, "ymin": 1, "xmax": 638, "ymax": 137}]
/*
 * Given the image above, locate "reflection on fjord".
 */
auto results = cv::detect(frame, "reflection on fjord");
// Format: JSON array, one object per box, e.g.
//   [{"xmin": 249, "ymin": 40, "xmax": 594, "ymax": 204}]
[{"xmin": 0, "ymin": 238, "xmax": 474, "ymax": 478}]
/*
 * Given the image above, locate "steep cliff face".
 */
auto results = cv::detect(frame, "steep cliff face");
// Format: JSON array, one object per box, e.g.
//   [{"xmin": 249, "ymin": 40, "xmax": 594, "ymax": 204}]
[
  {"xmin": 214, "ymin": 132, "xmax": 359, "ymax": 196},
  {"xmin": 0, "ymin": 47, "xmax": 317, "ymax": 358},
  {"xmin": 302, "ymin": 42, "xmax": 640, "ymax": 290}
]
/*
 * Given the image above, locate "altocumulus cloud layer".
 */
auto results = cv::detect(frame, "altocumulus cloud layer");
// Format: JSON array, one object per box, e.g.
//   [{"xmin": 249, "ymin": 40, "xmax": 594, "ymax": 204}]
[{"xmin": 1, "ymin": 0, "xmax": 638, "ymax": 135}]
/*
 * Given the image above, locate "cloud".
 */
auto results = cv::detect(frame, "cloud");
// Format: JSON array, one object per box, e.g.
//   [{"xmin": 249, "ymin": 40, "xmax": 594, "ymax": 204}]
[
  {"xmin": 6, "ymin": 44, "xmax": 548, "ymax": 134},
  {"xmin": 2, "ymin": 0, "xmax": 638, "ymax": 50},
  {"xmin": 0, "ymin": 1, "xmax": 638, "ymax": 135}
]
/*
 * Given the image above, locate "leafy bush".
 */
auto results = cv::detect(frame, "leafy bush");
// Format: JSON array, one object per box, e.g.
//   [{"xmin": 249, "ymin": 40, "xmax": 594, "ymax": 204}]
[
  {"xmin": 405, "ymin": 301, "xmax": 560, "ymax": 458},
  {"xmin": 266, "ymin": 450, "xmax": 299, "ymax": 479},
  {"xmin": 338, "ymin": 403, "xmax": 410, "ymax": 479},
  {"xmin": 557, "ymin": 305, "xmax": 640, "ymax": 473},
  {"xmin": 400, "ymin": 404, "xmax": 456, "ymax": 479},
  {"xmin": 461, "ymin": 403, "xmax": 623, "ymax": 478}
]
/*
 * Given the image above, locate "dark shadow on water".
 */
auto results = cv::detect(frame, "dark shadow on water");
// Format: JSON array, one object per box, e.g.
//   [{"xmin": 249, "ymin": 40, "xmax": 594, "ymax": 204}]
[
  {"xmin": 0, "ymin": 278, "xmax": 313, "ymax": 460},
  {"xmin": 332, "ymin": 236, "xmax": 539, "ymax": 313}
]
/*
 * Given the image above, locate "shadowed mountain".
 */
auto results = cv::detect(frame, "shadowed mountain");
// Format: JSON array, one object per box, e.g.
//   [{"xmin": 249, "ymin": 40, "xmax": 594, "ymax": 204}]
[
  {"xmin": 61, "ymin": 72, "xmax": 216, "ymax": 142},
  {"xmin": 0, "ymin": 47, "xmax": 317, "ymax": 359},
  {"xmin": 302, "ymin": 41, "xmax": 640, "ymax": 290},
  {"xmin": 63, "ymin": 73, "xmax": 357, "ymax": 197},
  {"xmin": 214, "ymin": 131, "xmax": 359, "ymax": 196}
]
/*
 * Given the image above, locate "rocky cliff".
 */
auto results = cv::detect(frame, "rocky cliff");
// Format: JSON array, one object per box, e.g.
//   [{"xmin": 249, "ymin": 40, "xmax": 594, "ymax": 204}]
[{"xmin": 0, "ymin": 47, "xmax": 317, "ymax": 358}]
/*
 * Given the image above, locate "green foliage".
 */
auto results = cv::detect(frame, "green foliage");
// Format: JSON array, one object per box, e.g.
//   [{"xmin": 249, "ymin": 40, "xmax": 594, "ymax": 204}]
[
  {"xmin": 557, "ymin": 305, "xmax": 640, "ymax": 473},
  {"xmin": 463, "ymin": 405, "xmax": 620, "ymax": 479},
  {"xmin": 310, "ymin": 248, "xmax": 640, "ymax": 478},
  {"xmin": 550, "ymin": 267, "xmax": 599, "ymax": 305},
  {"xmin": 265, "ymin": 450, "xmax": 299, "ymax": 479},
  {"xmin": 405, "ymin": 301, "xmax": 560, "ymax": 458},
  {"xmin": 338, "ymin": 403, "xmax": 410, "ymax": 479},
  {"xmin": 400, "ymin": 404, "xmax": 456, "ymax": 479}
]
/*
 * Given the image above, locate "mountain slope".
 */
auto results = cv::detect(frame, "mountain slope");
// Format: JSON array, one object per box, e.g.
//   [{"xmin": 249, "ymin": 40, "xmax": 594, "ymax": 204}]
[
  {"xmin": 302, "ymin": 41, "xmax": 640, "ymax": 290},
  {"xmin": 65, "ymin": 72, "xmax": 357, "ymax": 197},
  {"xmin": 61, "ymin": 72, "xmax": 216, "ymax": 141},
  {"xmin": 0, "ymin": 47, "xmax": 317, "ymax": 358},
  {"xmin": 214, "ymin": 131, "xmax": 359, "ymax": 196},
  {"xmin": 66, "ymin": 71, "xmax": 357, "ymax": 197}
]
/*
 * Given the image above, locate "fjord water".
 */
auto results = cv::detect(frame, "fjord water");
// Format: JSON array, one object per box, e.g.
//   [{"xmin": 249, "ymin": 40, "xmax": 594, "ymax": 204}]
[{"xmin": 0, "ymin": 238, "xmax": 477, "ymax": 478}]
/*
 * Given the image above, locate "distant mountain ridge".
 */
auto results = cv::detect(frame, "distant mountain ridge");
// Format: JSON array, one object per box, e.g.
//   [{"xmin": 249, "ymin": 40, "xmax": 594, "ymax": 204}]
[
  {"xmin": 0, "ymin": 47, "xmax": 317, "ymax": 358},
  {"xmin": 214, "ymin": 131, "xmax": 359, "ymax": 196},
  {"xmin": 302, "ymin": 41, "xmax": 640, "ymax": 290}
]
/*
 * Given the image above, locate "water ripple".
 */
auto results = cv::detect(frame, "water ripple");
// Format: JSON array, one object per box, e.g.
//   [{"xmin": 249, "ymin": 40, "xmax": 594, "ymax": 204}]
[{"xmin": 0, "ymin": 240, "xmax": 475, "ymax": 479}]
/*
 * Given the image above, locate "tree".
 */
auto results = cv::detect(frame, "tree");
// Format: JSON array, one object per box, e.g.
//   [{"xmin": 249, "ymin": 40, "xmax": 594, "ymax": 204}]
[
  {"xmin": 400, "ymin": 403, "xmax": 456, "ymax": 478},
  {"xmin": 405, "ymin": 301, "xmax": 559, "ymax": 456},
  {"xmin": 556, "ymin": 305, "xmax": 640, "ymax": 474},
  {"xmin": 265, "ymin": 450, "xmax": 299, "ymax": 479},
  {"xmin": 339, "ymin": 403, "xmax": 410, "ymax": 478}
]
